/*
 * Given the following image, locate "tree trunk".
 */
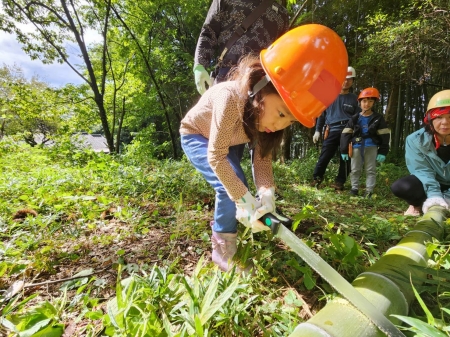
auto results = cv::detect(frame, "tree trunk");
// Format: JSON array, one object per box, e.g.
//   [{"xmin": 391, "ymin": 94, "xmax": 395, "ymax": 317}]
[
  {"xmin": 385, "ymin": 84, "xmax": 399, "ymax": 156},
  {"xmin": 115, "ymin": 97, "xmax": 126, "ymax": 153},
  {"xmin": 279, "ymin": 126, "xmax": 293, "ymax": 163}
]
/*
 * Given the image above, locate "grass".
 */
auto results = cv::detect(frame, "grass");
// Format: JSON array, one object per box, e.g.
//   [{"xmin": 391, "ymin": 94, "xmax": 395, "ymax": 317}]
[{"xmin": 0, "ymin": 140, "xmax": 448, "ymax": 336}]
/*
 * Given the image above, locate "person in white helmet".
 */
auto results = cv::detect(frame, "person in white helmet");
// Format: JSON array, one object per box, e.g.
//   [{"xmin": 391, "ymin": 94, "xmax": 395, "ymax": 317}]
[{"xmin": 310, "ymin": 66, "xmax": 360, "ymax": 190}]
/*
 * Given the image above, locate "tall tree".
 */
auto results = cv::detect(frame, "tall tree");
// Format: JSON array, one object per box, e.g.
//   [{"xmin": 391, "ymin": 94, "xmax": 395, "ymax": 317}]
[{"xmin": 0, "ymin": 0, "xmax": 117, "ymax": 151}]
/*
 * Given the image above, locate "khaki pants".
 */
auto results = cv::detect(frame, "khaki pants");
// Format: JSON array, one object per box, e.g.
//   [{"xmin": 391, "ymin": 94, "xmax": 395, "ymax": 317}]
[{"xmin": 350, "ymin": 146, "xmax": 378, "ymax": 192}]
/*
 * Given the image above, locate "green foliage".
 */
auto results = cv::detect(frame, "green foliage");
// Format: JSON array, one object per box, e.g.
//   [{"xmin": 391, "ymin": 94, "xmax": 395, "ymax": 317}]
[
  {"xmin": 0, "ymin": 142, "xmax": 448, "ymax": 336},
  {"xmin": 3, "ymin": 299, "xmax": 65, "ymax": 337},
  {"xmin": 90, "ymin": 260, "xmax": 302, "ymax": 337},
  {"xmin": 392, "ymin": 240, "xmax": 450, "ymax": 336},
  {"xmin": 0, "ymin": 65, "xmax": 71, "ymax": 145}
]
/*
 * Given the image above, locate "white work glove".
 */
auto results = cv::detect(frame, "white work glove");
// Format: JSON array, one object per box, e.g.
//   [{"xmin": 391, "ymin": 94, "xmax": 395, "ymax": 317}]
[
  {"xmin": 235, "ymin": 191, "xmax": 271, "ymax": 233},
  {"xmin": 422, "ymin": 197, "xmax": 449, "ymax": 214},
  {"xmin": 313, "ymin": 131, "xmax": 321, "ymax": 144},
  {"xmin": 193, "ymin": 64, "xmax": 212, "ymax": 95},
  {"xmin": 257, "ymin": 186, "xmax": 276, "ymax": 214}
]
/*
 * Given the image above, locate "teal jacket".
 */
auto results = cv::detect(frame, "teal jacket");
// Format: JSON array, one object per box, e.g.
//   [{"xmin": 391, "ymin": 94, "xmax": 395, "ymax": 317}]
[{"xmin": 406, "ymin": 128, "xmax": 450, "ymax": 199}]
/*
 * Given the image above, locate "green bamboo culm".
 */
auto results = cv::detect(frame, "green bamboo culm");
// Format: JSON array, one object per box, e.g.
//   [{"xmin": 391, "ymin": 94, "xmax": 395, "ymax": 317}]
[{"xmin": 289, "ymin": 206, "xmax": 448, "ymax": 337}]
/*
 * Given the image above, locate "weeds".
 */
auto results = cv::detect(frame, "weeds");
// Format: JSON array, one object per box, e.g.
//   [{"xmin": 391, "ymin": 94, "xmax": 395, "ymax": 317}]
[{"xmin": 0, "ymin": 143, "xmax": 448, "ymax": 336}]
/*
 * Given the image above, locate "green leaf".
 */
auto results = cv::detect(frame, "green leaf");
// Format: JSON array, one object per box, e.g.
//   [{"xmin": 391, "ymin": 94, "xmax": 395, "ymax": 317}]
[
  {"xmin": 426, "ymin": 242, "xmax": 440, "ymax": 257},
  {"xmin": 410, "ymin": 277, "xmax": 435, "ymax": 326},
  {"xmin": 284, "ymin": 290, "xmax": 303, "ymax": 307},
  {"xmin": 200, "ymin": 273, "xmax": 218, "ymax": 313},
  {"xmin": 29, "ymin": 323, "xmax": 64, "ymax": 337},
  {"xmin": 391, "ymin": 315, "xmax": 447, "ymax": 337},
  {"xmin": 194, "ymin": 315, "xmax": 204, "ymax": 336},
  {"xmin": 199, "ymin": 276, "xmax": 239, "ymax": 325},
  {"xmin": 18, "ymin": 318, "xmax": 51, "ymax": 337}
]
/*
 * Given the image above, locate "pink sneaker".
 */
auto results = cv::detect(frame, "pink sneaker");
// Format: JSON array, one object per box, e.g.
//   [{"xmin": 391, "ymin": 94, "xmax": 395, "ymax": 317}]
[{"xmin": 404, "ymin": 205, "xmax": 421, "ymax": 216}]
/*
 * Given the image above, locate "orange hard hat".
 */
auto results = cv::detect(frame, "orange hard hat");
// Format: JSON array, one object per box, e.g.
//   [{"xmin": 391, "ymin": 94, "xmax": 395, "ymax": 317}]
[
  {"xmin": 358, "ymin": 87, "xmax": 380, "ymax": 101},
  {"xmin": 260, "ymin": 24, "xmax": 348, "ymax": 127}
]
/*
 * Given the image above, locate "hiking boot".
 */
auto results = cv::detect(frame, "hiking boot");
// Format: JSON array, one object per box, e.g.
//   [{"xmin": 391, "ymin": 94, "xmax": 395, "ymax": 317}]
[
  {"xmin": 364, "ymin": 191, "xmax": 373, "ymax": 199},
  {"xmin": 349, "ymin": 189, "xmax": 358, "ymax": 196},
  {"xmin": 331, "ymin": 181, "xmax": 344, "ymax": 191},
  {"xmin": 310, "ymin": 178, "xmax": 322, "ymax": 188}
]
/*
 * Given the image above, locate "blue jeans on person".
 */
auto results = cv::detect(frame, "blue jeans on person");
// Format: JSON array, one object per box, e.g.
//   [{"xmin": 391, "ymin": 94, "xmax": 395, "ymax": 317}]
[
  {"xmin": 181, "ymin": 134, "xmax": 247, "ymax": 233},
  {"xmin": 312, "ymin": 130, "xmax": 350, "ymax": 184}
]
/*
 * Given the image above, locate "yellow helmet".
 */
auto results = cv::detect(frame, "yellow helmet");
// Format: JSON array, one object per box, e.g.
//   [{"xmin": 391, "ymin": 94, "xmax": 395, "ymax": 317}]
[
  {"xmin": 260, "ymin": 24, "xmax": 348, "ymax": 128},
  {"xmin": 427, "ymin": 90, "xmax": 450, "ymax": 112}
]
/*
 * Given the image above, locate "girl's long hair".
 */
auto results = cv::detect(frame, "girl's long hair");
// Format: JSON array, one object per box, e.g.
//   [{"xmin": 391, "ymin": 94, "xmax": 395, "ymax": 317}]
[{"xmin": 228, "ymin": 54, "xmax": 285, "ymax": 158}]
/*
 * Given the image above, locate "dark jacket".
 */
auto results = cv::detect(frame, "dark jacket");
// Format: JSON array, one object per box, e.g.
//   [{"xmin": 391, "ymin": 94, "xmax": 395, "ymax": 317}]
[
  {"xmin": 315, "ymin": 93, "xmax": 360, "ymax": 133},
  {"xmin": 194, "ymin": 0, "xmax": 288, "ymax": 71},
  {"xmin": 340, "ymin": 111, "xmax": 390, "ymax": 156}
]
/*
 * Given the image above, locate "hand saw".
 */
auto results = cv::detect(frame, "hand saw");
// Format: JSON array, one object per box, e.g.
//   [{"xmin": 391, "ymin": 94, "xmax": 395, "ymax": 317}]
[{"xmin": 260, "ymin": 213, "xmax": 405, "ymax": 337}]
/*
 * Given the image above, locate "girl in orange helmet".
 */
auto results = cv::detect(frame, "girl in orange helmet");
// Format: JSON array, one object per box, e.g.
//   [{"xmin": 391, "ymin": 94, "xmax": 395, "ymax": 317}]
[
  {"xmin": 340, "ymin": 87, "xmax": 390, "ymax": 198},
  {"xmin": 180, "ymin": 24, "xmax": 348, "ymax": 271}
]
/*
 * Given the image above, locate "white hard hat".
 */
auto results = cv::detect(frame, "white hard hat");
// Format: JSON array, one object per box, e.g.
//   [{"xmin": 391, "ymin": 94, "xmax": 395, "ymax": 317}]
[{"xmin": 346, "ymin": 66, "xmax": 356, "ymax": 78}]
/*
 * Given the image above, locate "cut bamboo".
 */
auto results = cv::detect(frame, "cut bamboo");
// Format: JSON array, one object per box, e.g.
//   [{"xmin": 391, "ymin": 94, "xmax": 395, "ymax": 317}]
[{"xmin": 289, "ymin": 206, "xmax": 448, "ymax": 337}]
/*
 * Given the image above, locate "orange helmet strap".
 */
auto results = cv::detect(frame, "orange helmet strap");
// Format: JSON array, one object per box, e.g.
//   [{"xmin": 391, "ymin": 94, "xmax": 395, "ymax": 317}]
[{"xmin": 249, "ymin": 75, "xmax": 271, "ymax": 99}]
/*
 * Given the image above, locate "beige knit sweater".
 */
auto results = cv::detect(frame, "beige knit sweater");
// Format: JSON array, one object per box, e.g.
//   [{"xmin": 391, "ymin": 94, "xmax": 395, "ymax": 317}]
[{"xmin": 180, "ymin": 81, "xmax": 274, "ymax": 201}]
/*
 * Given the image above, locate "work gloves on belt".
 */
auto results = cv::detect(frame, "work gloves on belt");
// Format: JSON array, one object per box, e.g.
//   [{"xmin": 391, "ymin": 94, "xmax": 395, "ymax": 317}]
[
  {"xmin": 312, "ymin": 131, "xmax": 321, "ymax": 144},
  {"xmin": 193, "ymin": 65, "xmax": 212, "ymax": 95},
  {"xmin": 235, "ymin": 187, "xmax": 276, "ymax": 233}
]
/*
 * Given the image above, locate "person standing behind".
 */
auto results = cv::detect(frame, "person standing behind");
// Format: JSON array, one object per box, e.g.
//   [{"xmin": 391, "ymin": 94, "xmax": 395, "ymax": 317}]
[
  {"xmin": 340, "ymin": 87, "xmax": 390, "ymax": 198},
  {"xmin": 391, "ymin": 90, "xmax": 450, "ymax": 216},
  {"xmin": 193, "ymin": 0, "xmax": 289, "ymax": 95},
  {"xmin": 310, "ymin": 67, "xmax": 360, "ymax": 190}
]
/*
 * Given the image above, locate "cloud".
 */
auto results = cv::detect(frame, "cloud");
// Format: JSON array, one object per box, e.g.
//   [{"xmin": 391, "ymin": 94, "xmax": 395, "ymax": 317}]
[{"xmin": 0, "ymin": 30, "xmax": 90, "ymax": 87}]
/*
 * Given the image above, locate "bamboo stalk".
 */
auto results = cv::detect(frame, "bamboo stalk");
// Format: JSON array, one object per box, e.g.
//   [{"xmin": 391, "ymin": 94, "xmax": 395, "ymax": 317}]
[{"xmin": 289, "ymin": 206, "xmax": 448, "ymax": 337}]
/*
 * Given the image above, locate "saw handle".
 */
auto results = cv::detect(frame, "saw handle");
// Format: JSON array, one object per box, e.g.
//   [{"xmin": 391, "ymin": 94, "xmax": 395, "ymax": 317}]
[{"xmin": 260, "ymin": 213, "xmax": 292, "ymax": 235}]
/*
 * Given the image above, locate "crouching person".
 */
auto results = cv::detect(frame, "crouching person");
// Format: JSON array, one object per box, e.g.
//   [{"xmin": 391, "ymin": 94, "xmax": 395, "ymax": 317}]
[
  {"xmin": 391, "ymin": 90, "xmax": 450, "ymax": 216},
  {"xmin": 179, "ymin": 25, "xmax": 348, "ymax": 271}
]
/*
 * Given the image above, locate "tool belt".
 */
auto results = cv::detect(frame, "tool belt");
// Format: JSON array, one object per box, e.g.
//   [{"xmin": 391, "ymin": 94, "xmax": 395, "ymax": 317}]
[{"xmin": 323, "ymin": 125, "xmax": 330, "ymax": 140}]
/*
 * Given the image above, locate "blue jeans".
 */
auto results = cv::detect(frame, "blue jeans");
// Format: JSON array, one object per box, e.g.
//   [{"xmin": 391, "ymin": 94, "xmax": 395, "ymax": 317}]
[{"xmin": 180, "ymin": 134, "xmax": 248, "ymax": 233}]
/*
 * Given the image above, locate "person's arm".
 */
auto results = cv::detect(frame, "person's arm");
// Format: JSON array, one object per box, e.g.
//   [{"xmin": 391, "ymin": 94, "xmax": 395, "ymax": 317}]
[
  {"xmin": 340, "ymin": 118, "xmax": 354, "ymax": 155},
  {"xmin": 253, "ymin": 145, "xmax": 275, "ymax": 191},
  {"xmin": 375, "ymin": 115, "xmax": 390, "ymax": 155},
  {"xmin": 405, "ymin": 134, "xmax": 442, "ymax": 198},
  {"xmin": 315, "ymin": 111, "xmax": 326, "ymax": 132},
  {"xmin": 207, "ymin": 88, "xmax": 248, "ymax": 201},
  {"xmin": 194, "ymin": 0, "xmax": 222, "ymax": 68}
]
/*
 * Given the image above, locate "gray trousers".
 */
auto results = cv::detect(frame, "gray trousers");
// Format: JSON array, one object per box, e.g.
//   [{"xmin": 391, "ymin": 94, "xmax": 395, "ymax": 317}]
[{"xmin": 350, "ymin": 146, "xmax": 378, "ymax": 192}]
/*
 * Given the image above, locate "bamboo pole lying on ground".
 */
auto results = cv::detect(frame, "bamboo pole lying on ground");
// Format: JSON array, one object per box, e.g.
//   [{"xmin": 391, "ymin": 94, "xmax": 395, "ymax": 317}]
[{"xmin": 289, "ymin": 206, "xmax": 448, "ymax": 337}]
